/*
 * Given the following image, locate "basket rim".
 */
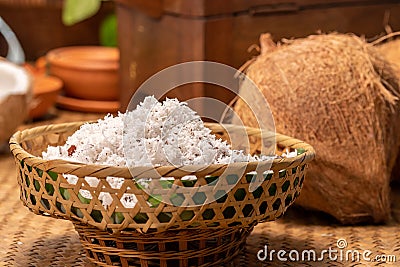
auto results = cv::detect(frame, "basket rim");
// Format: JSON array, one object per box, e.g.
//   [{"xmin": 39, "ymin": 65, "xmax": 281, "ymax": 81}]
[{"xmin": 9, "ymin": 121, "xmax": 315, "ymax": 178}]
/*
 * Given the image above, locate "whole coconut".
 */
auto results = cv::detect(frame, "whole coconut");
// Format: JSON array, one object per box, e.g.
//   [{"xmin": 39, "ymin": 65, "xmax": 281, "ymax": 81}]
[
  {"xmin": 377, "ymin": 38, "xmax": 400, "ymax": 182},
  {"xmin": 377, "ymin": 38, "xmax": 400, "ymax": 69},
  {"xmin": 0, "ymin": 59, "xmax": 31, "ymax": 146},
  {"xmin": 234, "ymin": 33, "xmax": 400, "ymax": 224}
]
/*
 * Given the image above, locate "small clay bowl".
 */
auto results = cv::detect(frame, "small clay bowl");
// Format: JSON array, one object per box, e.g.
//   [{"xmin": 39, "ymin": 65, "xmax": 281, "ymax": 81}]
[
  {"xmin": 35, "ymin": 56, "xmax": 47, "ymax": 75},
  {"xmin": 29, "ymin": 75, "xmax": 63, "ymax": 119},
  {"xmin": 46, "ymin": 46, "xmax": 119, "ymax": 101}
]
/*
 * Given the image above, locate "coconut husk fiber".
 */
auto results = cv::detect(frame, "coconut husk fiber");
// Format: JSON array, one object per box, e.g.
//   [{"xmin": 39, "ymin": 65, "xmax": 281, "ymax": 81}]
[
  {"xmin": 0, "ymin": 94, "xmax": 27, "ymax": 144},
  {"xmin": 234, "ymin": 33, "xmax": 400, "ymax": 224},
  {"xmin": 377, "ymin": 38, "xmax": 400, "ymax": 68},
  {"xmin": 377, "ymin": 38, "xmax": 400, "ymax": 181}
]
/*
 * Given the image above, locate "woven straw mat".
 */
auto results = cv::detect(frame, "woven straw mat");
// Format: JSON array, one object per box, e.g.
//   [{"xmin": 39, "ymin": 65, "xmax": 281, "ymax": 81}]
[{"xmin": 1, "ymin": 111, "xmax": 400, "ymax": 267}]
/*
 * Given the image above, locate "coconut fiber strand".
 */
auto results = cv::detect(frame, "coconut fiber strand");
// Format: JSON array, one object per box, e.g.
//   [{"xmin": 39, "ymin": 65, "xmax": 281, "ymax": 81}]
[
  {"xmin": 378, "ymin": 38, "xmax": 400, "ymax": 70},
  {"xmin": 234, "ymin": 33, "xmax": 400, "ymax": 224},
  {"xmin": 377, "ymin": 38, "xmax": 400, "ymax": 182}
]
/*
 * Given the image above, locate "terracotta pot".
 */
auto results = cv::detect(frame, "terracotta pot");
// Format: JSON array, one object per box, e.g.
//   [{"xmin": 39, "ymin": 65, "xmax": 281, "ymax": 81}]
[
  {"xmin": 35, "ymin": 56, "xmax": 47, "ymax": 75},
  {"xmin": 29, "ymin": 75, "xmax": 63, "ymax": 119},
  {"xmin": 47, "ymin": 46, "xmax": 119, "ymax": 101}
]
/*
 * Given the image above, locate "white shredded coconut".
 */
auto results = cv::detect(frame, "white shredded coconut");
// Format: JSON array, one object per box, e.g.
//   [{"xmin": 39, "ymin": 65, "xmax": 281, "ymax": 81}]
[
  {"xmin": 281, "ymin": 148, "xmax": 299, "ymax": 158},
  {"xmin": 43, "ymin": 96, "xmax": 295, "ymax": 209}
]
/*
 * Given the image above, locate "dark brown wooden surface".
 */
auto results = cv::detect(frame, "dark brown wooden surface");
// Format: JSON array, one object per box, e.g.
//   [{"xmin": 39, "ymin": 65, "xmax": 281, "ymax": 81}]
[
  {"xmin": 118, "ymin": 0, "xmax": 397, "ymax": 17},
  {"xmin": 116, "ymin": 1, "xmax": 400, "ymax": 110}
]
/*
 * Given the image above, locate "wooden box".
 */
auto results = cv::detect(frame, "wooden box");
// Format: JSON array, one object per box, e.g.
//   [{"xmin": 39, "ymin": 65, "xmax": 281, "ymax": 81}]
[{"xmin": 116, "ymin": 0, "xmax": 400, "ymax": 110}]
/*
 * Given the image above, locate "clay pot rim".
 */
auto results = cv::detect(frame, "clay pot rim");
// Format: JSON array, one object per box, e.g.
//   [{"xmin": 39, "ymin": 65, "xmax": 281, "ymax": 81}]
[
  {"xmin": 57, "ymin": 95, "xmax": 120, "ymax": 113},
  {"xmin": 46, "ymin": 46, "xmax": 119, "ymax": 71},
  {"xmin": 33, "ymin": 75, "xmax": 63, "ymax": 95}
]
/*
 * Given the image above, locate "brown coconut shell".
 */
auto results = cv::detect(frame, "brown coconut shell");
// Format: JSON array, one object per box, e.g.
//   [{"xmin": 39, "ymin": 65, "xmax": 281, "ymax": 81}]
[
  {"xmin": 0, "ymin": 94, "xmax": 28, "ymax": 144},
  {"xmin": 0, "ymin": 58, "xmax": 31, "ymax": 146},
  {"xmin": 377, "ymin": 38, "xmax": 400, "ymax": 181},
  {"xmin": 377, "ymin": 38, "xmax": 400, "ymax": 68},
  {"xmin": 234, "ymin": 33, "xmax": 400, "ymax": 224}
]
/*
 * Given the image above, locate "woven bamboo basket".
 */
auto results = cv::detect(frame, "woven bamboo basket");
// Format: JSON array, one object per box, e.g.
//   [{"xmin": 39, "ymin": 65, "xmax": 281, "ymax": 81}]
[{"xmin": 10, "ymin": 121, "xmax": 315, "ymax": 267}]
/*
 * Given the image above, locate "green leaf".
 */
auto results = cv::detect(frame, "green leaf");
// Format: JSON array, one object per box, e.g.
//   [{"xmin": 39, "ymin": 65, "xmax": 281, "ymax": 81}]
[
  {"xmin": 157, "ymin": 212, "xmax": 172, "ymax": 223},
  {"xmin": 297, "ymin": 148, "xmax": 306, "ymax": 155},
  {"xmin": 72, "ymin": 207, "xmax": 84, "ymax": 218},
  {"xmin": 159, "ymin": 180, "xmax": 173, "ymax": 189},
  {"xmin": 112, "ymin": 212, "xmax": 125, "ymax": 224},
  {"xmin": 24, "ymin": 174, "xmax": 30, "ymax": 187},
  {"xmin": 205, "ymin": 176, "xmax": 219, "ymax": 184},
  {"xmin": 135, "ymin": 182, "xmax": 145, "ymax": 189},
  {"xmin": 35, "ymin": 168, "xmax": 43, "ymax": 177},
  {"xmin": 181, "ymin": 179, "xmax": 196, "ymax": 187},
  {"xmin": 90, "ymin": 210, "xmax": 103, "ymax": 222},
  {"xmin": 180, "ymin": 210, "xmax": 194, "ymax": 221},
  {"xmin": 133, "ymin": 213, "xmax": 149, "ymax": 224},
  {"xmin": 148, "ymin": 195, "xmax": 162, "ymax": 207},
  {"xmin": 170, "ymin": 193, "xmax": 185, "ymax": 206},
  {"xmin": 34, "ymin": 180, "xmax": 41, "ymax": 192},
  {"xmin": 47, "ymin": 171, "xmax": 58, "ymax": 181},
  {"xmin": 100, "ymin": 13, "xmax": 117, "ymax": 47},
  {"xmin": 60, "ymin": 187, "xmax": 70, "ymax": 200},
  {"xmin": 62, "ymin": 0, "xmax": 101, "ymax": 26},
  {"xmin": 78, "ymin": 193, "xmax": 91, "ymax": 204},
  {"xmin": 45, "ymin": 183, "xmax": 54, "ymax": 195}
]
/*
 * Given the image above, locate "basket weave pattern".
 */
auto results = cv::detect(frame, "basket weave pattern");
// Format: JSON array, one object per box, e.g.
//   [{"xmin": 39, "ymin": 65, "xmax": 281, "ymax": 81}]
[
  {"xmin": 75, "ymin": 223, "xmax": 253, "ymax": 267},
  {"xmin": 10, "ymin": 122, "xmax": 314, "ymax": 233},
  {"xmin": 10, "ymin": 122, "xmax": 315, "ymax": 266}
]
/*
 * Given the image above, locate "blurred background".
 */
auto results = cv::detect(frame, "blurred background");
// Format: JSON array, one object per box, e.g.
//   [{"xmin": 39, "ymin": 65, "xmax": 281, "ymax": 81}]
[{"xmin": 1, "ymin": 0, "xmax": 400, "ymax": 117}]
